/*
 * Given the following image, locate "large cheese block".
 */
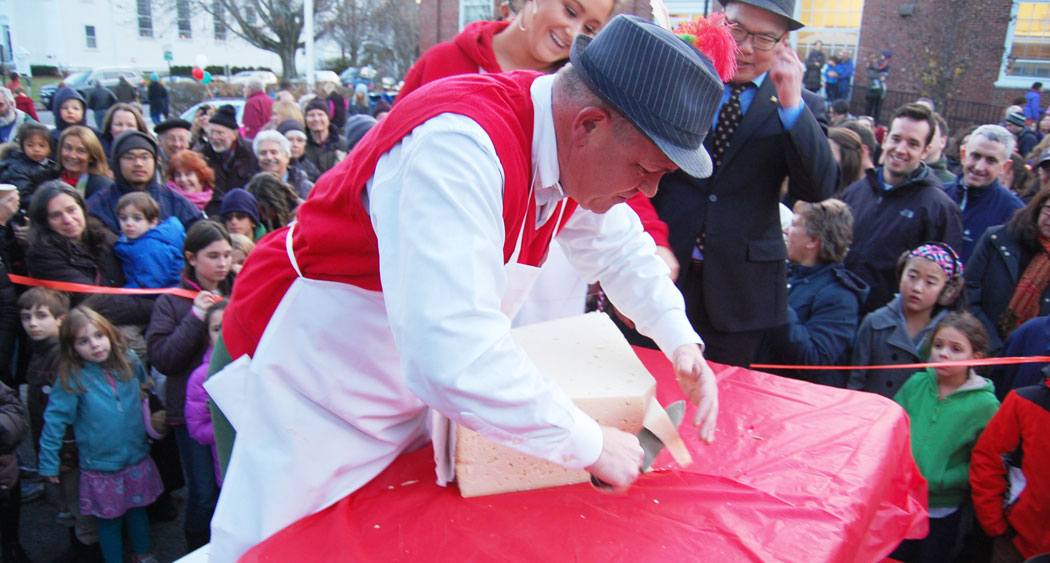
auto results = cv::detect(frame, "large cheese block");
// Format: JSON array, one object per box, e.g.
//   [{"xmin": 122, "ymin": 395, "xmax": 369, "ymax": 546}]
[{"xmin": 453, "ymin": 313, "xmax": 656, "ymax": 498}]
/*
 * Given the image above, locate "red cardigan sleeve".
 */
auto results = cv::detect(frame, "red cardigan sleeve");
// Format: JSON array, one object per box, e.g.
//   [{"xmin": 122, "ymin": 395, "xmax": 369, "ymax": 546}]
[
  {"xmin": 970, "ymin": 391, "xmax": 1021, "ymax": 537},
  {"xmin": 626, "ymin": 193, "xmax": 670, "ymax": 249}
]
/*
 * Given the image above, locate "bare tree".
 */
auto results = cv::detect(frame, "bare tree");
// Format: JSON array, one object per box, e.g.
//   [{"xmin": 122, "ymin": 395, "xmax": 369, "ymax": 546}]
[
  {"xmin": 324, "ymin": 0, "xmax": 378, "ymax": 68},
  {"xmin": 194, "ymin": 0, "xmax": 336, "ymax": 79},
  {"xmin": 328, "ymin": 0, "xmax": 418, "ymax": 79}
]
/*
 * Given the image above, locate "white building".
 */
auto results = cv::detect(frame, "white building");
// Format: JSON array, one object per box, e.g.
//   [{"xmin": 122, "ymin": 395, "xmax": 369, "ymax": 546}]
[{"xmin": 0, "ymin": 0, "xmax": 336, "ymax": 76}]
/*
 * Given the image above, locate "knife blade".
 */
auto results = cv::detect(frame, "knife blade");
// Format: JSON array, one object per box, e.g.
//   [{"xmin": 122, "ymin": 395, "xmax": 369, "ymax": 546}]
[{"xmin": 590, "ymin": 400, "xmax": 687, "ymax": 489}]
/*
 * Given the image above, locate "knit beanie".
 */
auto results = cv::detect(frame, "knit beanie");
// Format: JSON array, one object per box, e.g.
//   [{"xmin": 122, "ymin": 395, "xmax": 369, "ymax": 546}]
[
  {"xmin": 372, "ymin": 99, "xmax": 391, "ymax": 118},
  {"xmin": 111, "ymin": 132, "xmax": 157, "ymax": 164},
  {"xmin": 210, "ymin": 104, "xmax": 240, "ymax": 131},
  {"xmin": 220, "ymin": 188, "xmax": 260, "ymax": 224},
  {"xmin": 344, "ymin": 115, "xmax": 377, "ymax": 150},
  {"xmin": 277, "ymin": 119, "xmax": 307, "ymax": 139},
  {"xmin": 305, "ymin": 98, "xmax": 330, "ymax": 118}
]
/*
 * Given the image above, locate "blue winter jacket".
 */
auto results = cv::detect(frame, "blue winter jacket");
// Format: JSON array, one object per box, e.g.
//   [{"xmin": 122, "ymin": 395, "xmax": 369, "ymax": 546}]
[
  {"xmin": 87, "ymin": 180, "xmax": 203, "ymax": 236},
  {"xmin": 38, "ymin": 351, "xmax": 151, "ymax": 476},
  {"xmin": 990, "ymin": 316, "xmax": 1050, "ymax": 400},
  {"xmin": 755, "ymin": 262, "xmax": 869, "ymax": 387},
  {"xmin": 114, "ymin": 216, "xmax": 186, "ymax": 289},
  {"xmin": 49, "ymin": 87, "xmax": 101, "ymax": 145},
  {"xmin": 944, "ymin": 178, "xmax": 1025, "ymax": 262}
]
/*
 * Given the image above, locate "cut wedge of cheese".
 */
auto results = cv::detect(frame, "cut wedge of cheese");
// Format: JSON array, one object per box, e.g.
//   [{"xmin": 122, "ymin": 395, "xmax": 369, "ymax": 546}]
[{"xmin": 449, "ymin": 312, "xmax": 673, "ymax": 498}]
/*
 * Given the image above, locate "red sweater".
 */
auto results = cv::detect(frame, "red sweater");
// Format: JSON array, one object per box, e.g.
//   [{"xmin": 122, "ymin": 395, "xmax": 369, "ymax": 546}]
[
  {"xmin": 224, "ymin": 71, "xmax": 577, "ymax": 358},
  {"xmin": 398, "ymin": 20, "xmax": 507, "ymax": 103},
  {"xmin": 242, "ymin": 90, "xmax": 274, "ymax": 140},
  {"xmin": 970, "ymin": 378, "xmax": 1050, "ymax": 558}
]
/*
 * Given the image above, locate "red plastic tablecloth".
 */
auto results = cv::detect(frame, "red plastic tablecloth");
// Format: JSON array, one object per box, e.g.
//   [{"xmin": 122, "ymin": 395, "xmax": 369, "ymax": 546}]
[{"xmin": 243, "ymin": 347, "xmax": 928, "ymax": 563}]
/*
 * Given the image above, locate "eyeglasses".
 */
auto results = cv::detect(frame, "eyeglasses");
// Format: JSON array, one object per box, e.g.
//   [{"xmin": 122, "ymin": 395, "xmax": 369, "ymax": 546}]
[
  {"xmin": 1040, "ymin": 204, "xmax": 1050, "ymax": 217},
  {"xmin": 119, "ymin": 151, "xmax": 153, "ymax": 164},
  {"xmin": 726, "ymin": 19, "xmax": 785, "ymax": 52}
]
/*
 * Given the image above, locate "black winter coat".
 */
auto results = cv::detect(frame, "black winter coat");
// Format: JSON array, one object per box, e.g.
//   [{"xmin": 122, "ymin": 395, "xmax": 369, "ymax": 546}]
[
  {"xmin": 25, "ymin": 223, "xmax": 154, "ymax": 326},
  {"xmin": 0, "ymin": 380, "xmax": 26, "ymax": 490},
  {"xmin": 841, "ymin": 164, "xmax": 963, "ymax": 315},
  {"xmin": 0, "ymin": 147, "xmax": 55, "ymax": 202}
]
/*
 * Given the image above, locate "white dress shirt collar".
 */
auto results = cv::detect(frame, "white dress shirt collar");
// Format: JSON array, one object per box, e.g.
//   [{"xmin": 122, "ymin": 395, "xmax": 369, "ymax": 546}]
[{"xmin": 529, "ymin": 74, "xmax": 565, "ymax": 225}]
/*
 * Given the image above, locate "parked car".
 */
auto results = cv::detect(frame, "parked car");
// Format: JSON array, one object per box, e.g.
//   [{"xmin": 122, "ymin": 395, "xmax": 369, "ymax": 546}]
[
  {"xmin": 40, "ymin": 67, "xmax": 143, "ymax": 110},
  {"xmin": 339, "ymin": 66, "xmax": 375, "ymax": 89},
  {"xmin": 228, "ymin": 70, "xmax": 278, "ymax": 88},
  {"xmin": 179, "ymin": 98, "xmax": 247, "ymax": 135}
]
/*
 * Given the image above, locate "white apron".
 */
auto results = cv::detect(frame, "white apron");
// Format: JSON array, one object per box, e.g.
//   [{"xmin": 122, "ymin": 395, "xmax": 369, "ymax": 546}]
[{"xmin": 205, "ymin": 198, "xmax": 566, "ymax": 562}]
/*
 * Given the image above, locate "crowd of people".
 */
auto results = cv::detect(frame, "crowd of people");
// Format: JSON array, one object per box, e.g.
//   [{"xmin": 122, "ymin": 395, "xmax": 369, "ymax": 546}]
[
  {"xmin": 0, "ymin": 0, "xmax": 1045, "ymax": 562},
  {"xmin": 0, "ymin": 62, "xmax": 390, "ymax": 562}
]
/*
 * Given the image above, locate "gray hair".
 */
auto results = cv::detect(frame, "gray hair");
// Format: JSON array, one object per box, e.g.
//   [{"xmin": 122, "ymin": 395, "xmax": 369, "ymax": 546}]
[
  {"xmin": 252, "ymin": 130, "xmax": 291, "ymax": 157},
  {"xmin": 247, "ymin": 79, "xmax": 264, "ymax": 93},
  {"xmin": 968, "ymin": 124, "xmax": 1015, "ymax": 160},
  {"xmin": 0, "ymin": 87, "xmax": 14, "ymax": 106}
]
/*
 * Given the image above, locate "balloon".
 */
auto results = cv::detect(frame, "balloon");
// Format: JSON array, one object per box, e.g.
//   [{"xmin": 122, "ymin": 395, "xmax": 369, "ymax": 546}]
[
  {"xmin": 192, "ymin": 67, "xmax": 204, "ymax": 80},
  {"xmin": 202, "ymin": 71, "xmax": 212, "ymax": 84},
  {"xmin": 195, "ymin": 54, "xmax": 208, "ymax": 67}
]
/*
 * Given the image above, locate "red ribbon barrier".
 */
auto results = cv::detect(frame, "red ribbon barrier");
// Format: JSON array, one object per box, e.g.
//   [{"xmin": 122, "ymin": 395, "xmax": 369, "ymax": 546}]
[
  {"xmin": 8, "ymin": 274, "xmax": 201, "ymax": 300},
  {"xmin": 751, "ymin": 356, "xmax": 1050, "ymax": 371}
]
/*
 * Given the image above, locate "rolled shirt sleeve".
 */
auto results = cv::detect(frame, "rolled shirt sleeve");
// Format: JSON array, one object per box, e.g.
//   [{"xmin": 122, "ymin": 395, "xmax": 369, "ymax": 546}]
[{"xmin": 368, "ymin": 114, "xmax": 603, "ymax": 470}]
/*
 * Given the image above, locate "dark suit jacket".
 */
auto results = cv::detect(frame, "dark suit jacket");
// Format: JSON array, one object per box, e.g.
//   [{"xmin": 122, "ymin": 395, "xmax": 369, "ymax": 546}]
[{"xmin": 652, "ymin": 79, "xmax": 837, "ymax": 333}]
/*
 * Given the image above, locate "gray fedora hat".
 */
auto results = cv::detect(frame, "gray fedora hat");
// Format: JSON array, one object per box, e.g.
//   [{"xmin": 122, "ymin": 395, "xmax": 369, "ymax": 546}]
[
  {"xmin": 570, "ymin": 14, "xmax": 723, "ymax": 178},
  {"xmin": 718, "ymin": 0, "xmax": 805, "ymax": 31}
]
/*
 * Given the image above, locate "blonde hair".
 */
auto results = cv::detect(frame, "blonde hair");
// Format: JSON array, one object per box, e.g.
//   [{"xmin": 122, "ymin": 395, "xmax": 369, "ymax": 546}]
[{"xmin": 229, "ymin": 232, "xmax": 255, "ymax": 256}]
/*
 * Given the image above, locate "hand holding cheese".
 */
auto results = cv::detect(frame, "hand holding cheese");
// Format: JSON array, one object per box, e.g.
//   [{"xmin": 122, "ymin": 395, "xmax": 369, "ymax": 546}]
[
  {"xmin": 673, "ymin": 344, "xmax": 719, "ymax": 444},
  {"xmin": 585, "ymin": 426, "xmax": 644, "ymax": 493}
]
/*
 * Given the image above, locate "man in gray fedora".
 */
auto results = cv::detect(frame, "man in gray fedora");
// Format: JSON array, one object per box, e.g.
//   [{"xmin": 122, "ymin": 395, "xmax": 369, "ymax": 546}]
[
  {"xmin": 207, "ymin": 15, "xmax": 727, "ymax": 559},
  {"xmin": 648, "ymin": 0, "xmax": 838, "ymax": 367}
]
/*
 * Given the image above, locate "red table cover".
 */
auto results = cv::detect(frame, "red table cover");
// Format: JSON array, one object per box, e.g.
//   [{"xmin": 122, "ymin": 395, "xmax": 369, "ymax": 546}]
[{"xmin": 242, "ymin": 347, "xmax": 928, "ymax": 562}]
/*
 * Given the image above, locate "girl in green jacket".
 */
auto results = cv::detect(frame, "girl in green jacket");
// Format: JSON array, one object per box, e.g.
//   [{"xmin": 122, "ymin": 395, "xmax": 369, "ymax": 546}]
[{"xmin": 891, "ymin": 311, "xmax": 1000, "ymax": 563}]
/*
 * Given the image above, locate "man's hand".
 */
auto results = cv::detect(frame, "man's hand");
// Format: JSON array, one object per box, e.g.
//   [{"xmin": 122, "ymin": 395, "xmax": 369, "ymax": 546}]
[
  {"xmin": 770, "ymin": 39, "xmax": 805, "ymax": 110},
  {"xmin": 586, "ymin": 426, "xmax": 643, "ymax": 493},
  {"xmin": 673, "ymin": 344, "xmax": 719, "ymax": 444},
  {"xmin": 654, "ymin": 245, "xmax": 680, "ymax": 282}
]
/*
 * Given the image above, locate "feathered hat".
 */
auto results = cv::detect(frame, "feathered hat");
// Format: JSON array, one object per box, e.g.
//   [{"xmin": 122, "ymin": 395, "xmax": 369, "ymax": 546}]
[{"xmin": 673, "ymin": 13, "xmax": 739, "ymax": 82}]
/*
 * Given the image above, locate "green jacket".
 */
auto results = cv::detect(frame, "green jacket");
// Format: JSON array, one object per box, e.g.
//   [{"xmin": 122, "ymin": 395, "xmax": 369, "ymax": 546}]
[
  {"xmin": 926, "ymin": 155, "xmax": 957, "ymax": 186},
  {"xmin": 894, "ymin": 368, "xmax": 999, "ymax": 508}
]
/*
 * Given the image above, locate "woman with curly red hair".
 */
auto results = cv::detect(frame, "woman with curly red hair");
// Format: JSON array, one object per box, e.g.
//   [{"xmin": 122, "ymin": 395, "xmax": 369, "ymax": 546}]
[{"xmin": 165, "ymin": 149, "xmax": 216, "ymax": 215}]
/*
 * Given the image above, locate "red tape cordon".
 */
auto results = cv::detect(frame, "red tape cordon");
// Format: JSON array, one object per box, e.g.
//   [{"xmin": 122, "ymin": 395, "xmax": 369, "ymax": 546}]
[
  {"xmin": 751, "ymin": 356, "xmax": 1050, "ymax": 371},
  {"xmin": 8, "ymin": 274, "xmax": 201, "ymax": 300}
]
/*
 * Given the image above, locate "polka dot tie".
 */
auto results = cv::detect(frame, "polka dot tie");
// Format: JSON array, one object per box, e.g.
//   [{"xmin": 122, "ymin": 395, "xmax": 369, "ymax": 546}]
[{"xmin": 711, "ymin": 83, "xmax": 749, "ymax": 169}]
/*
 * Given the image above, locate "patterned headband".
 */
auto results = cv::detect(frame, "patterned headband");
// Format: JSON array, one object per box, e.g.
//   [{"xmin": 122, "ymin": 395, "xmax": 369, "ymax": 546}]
[{"xmin": 909, "ymin": 243, "xmax": 963, "ymax": 278}]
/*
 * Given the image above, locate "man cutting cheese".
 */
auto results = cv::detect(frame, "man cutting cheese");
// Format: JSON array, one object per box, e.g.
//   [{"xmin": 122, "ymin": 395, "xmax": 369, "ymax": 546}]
[{"xmin": 206, "ymin": 15, "xmax": 724, "ymax": 561}]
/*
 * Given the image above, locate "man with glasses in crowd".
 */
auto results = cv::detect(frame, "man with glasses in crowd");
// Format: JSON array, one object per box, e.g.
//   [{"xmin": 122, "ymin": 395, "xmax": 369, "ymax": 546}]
[
  {"xmin": 86, "ymin": 130, "xmax": 204, "ymax": 235},
  {"xmin": 645, "ymin": 0, "xmax": 837, "ymax": 366}
]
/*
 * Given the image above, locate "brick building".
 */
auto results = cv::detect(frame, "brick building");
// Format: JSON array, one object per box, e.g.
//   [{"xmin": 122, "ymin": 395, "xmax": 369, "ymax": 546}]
[{"xmin": 418, "ymin": 0, "xmax": 1049, "ymax": 129}]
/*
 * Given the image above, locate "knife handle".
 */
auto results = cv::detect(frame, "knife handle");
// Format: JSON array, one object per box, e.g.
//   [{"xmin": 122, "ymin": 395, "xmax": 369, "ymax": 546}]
[{"xmin": 590, "ymin": 474, "xmax": 613, "ymax": 490}]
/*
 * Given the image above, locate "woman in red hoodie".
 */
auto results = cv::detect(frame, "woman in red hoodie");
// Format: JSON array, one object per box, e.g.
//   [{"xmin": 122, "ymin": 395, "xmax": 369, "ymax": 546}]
[{"xmin": 398, "ymin": 0, "xmax": 617, "ymax": 100}]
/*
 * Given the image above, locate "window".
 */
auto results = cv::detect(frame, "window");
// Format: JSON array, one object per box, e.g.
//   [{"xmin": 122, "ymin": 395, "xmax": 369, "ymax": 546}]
[
  {"xmin": 85, "ymin": 25, "xmax": 97, "ymax": 49},
  {"xmin": 1000, "ymin": 1, "xmax": 1050, "ymax": 86},
  {"xmin": 137, "ymin": 0, "xmax": 153, "ymax": 38},
  {"xmin": 214, "ymin": 0, "xmax": 227, "ymax": 40},
  {"xmin": 177, "ymin": 0, "xmax": 192, "ymax": 39},
  {"xmin": 794, "ymin": 0, "xmax": 864, "ymax": 71},
  {"xmin": 458, "ymin": 0, "xmax": 492, "ymax": 29}
]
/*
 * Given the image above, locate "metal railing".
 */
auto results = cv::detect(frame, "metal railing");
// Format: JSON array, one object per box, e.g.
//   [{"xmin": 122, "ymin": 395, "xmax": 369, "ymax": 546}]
[{"xmin": 844, "ymin": 86, "xmax": 1005, "ymax": 133}]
